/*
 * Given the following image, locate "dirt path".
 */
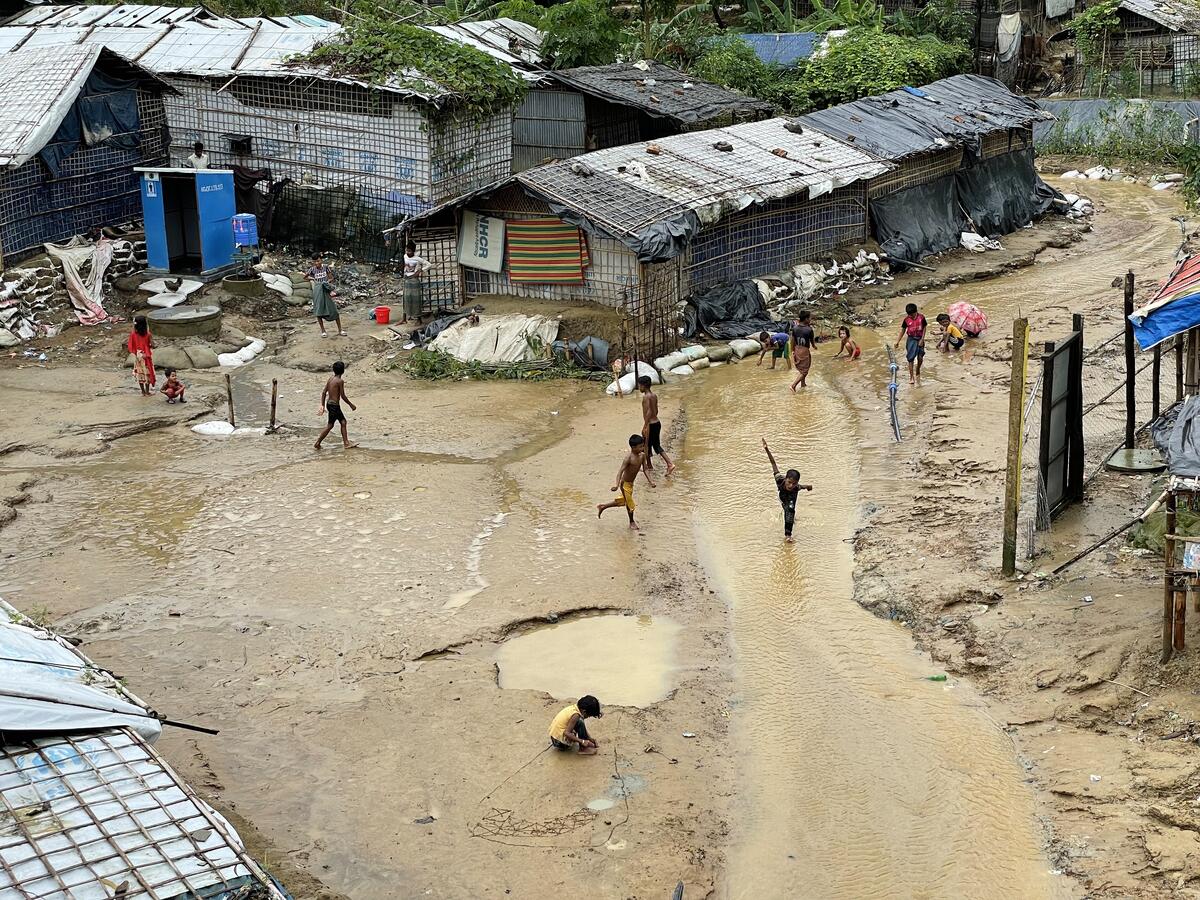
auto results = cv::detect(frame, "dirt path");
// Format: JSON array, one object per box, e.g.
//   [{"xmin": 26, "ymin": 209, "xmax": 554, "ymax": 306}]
[{"xmin": 681, "ymin": 362, "xmax": 1070, "ymax": 899}]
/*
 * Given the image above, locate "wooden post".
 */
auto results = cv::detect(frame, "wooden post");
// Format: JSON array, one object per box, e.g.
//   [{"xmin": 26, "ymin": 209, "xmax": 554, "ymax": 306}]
[
  {"xmin": 1124, "ymin": 271, "xmax": 1136, "ymax": 448},
  {"xmin": 269, "ymin": 378, "xmax": 278, "ymax": 431},
  {"xmin": 1002, "ymin": 318, "xmax": 1030, "ymax": 577},
  {"xmin": 1153, "ymin": 343, "xmax": 1162, "ymax": 420},
  {"xmin": 1163, "ymin": 490, "xmax": 1177, "ymax": 662},
  {"xmin": 1177, "ymin": 333, "xmax": 1185, "ymax": 402},
  {"xmin": 225, "ymin": 373, "xmax": 235, "ymax": 428}
]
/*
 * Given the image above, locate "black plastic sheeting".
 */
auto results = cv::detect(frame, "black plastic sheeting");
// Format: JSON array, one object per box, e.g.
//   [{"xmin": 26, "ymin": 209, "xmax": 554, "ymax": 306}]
[
  {"xmin": 870, "ymin": 175, "xmax": 963, "ymax": 268},
  {"xmin": 682, "ymin": 280, "xmax": 787, "ymax": 340},
  {"xmin": 39, "ymin": 68, "xmax": 141, "ymax": 178},
  {"xmin": 1155, "ymin": 396, "xmax": 1200, "ymax": 476},
  {"xmin": 795, "ymin": 74, "xmax": 1049, "ymax": 161},
  {"xmin": 871, "ymin": 150, "xmax": 1063, "ymax": 265},
  {"xmin": 956, "ymin": 149, "xmax": 1058, "ymax": 236}
]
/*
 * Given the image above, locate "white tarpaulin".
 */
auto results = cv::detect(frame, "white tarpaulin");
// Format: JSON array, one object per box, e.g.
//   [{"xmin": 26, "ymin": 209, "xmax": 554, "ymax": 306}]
[
  {"xmin": 998, "ymin": 13, "xmax": 1022, "ymax": 63},
  {"xmin": 45, "ymin": 236, "xmax": 112, "ymax": 326},
  {"xmin": 431, "ymin": 313, "xmax": 559, "ymax": 363},
  {"xmin": 456, "ymin": 210, "xmax": 506, "ymax": 273},
  {"xmin": 0, "ymin": 607, "xmax": 161, "ymax": 741},
  {"xmin": 1046, "ymin": 0, "xmax": 1073, "ymax": 17}
]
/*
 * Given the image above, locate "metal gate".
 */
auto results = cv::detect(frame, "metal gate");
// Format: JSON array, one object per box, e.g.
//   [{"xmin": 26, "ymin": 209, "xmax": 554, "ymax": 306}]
[{"xmin": 1039, "ymin": 327, "xmax": 1085, "ymax": 519}]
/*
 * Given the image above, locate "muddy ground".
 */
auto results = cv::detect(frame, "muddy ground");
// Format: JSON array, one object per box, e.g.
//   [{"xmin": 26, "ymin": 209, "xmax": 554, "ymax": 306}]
[{"xmin": 0, "ymin": 176, "xmax": 1193, "ymax": 899}]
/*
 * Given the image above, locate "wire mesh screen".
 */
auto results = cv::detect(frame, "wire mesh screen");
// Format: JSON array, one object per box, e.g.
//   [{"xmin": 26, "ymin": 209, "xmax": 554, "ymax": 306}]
[
  {"xmin": 866, "ymin": 148, "xmax": 963, "ymax": 199},
  {"xmin": 406, "ymin": 225, "xmax": 459, "ymax": 314},
  {"xmin": 0, "ymin": 90, "xmax": 168, "ymax": 261},
  {"xmin": 1046, "ymin": 26, "xmax": 1200, "ymax": 96},
  {"xmin": 683, "ymin": 187, "xmax": 869, "ymax": 294}
]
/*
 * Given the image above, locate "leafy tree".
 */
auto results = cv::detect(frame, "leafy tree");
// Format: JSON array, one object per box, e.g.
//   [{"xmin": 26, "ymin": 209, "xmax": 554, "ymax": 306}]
[
  {"xmin": 888, "ymin": 0, "xmax": 972, "ymax": 44},
  {"xmin": 541, "ymin": 0, "xmax": 624, "ymax": 68},
  {"xmin": 798, "ymin": 0, "xmax": 884, "ymax": 32},
  {"xmin": 692, "ymin": 35, "xmax": 777, "ymax": 98},
  {"xmin": 495, "ymin": 0, "xmax": 546, "ymax": 28}
]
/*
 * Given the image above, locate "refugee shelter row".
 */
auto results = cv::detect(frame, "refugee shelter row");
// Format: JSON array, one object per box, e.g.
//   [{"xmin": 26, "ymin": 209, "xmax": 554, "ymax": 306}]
[
  {"xmin": 0, "ymin": 4, "xmax": 774, "ymax": 263},
  {"xmin": 0, "ymin": 44, "xmax": 170, "ymax": 265},
  {"xmin": 399, "ymin": 75, "xmax": 1059, "ymax": 357}
]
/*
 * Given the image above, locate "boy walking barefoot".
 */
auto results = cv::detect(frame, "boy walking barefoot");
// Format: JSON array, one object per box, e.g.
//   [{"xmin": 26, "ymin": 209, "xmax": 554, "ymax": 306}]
[
  {"xmin": 638, "ymin": 375, "xmax": 676, "ymax": 475},
  {"xmin": 597, "ymin": 434, "xmax": 654, "ymax": 530},
  {"xmin": 762, "ymin": 438, "xmax": 812, "ymax": 543},
  {"xmin": 315, "ymin": 361, "xmax": 357, "ymax": 450},
  {"xmin": 894, "ymin": 302, "xmax": 928, "ymax": 385}
]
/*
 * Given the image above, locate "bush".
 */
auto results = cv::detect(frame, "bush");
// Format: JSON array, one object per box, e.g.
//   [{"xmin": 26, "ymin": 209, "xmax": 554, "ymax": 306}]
[
  {"xmin": 495, "ymin": 0, "xmax": 546, "ymax": 28},
  {"xmin": 692, "ymin": 36, "xmax": 777, "ymax": 99},
  {"xmin": 297, "ymin": 16, "xmax": 527, "ymax": 119},
  {"xmin": 542, "ymin": 0, "xmax": 624, "ymax": 68}
]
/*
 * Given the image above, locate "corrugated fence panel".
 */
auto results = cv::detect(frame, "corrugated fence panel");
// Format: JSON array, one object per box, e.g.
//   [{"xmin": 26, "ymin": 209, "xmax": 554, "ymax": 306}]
[{"xmin": 513, "ymin": 89, "xmax": 586, "ymax": 173}]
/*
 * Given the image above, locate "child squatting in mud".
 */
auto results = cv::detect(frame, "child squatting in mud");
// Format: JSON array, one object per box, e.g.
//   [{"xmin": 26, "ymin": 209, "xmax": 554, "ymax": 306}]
[
  {"xmin": 597, "ymin": 434, "xmax": 655, "ymax": 530},
  {"xmin": 548, "ymin": 695, "xmax": 603, "ymax": 755}
]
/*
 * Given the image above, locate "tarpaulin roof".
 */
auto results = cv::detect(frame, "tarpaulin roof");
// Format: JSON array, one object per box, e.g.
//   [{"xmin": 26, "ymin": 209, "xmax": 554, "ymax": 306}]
[
  {"xmin": 736, "ymin": 32, "xmax": 821, "ymax": 66},
  {"xmin": 1130, "ymin": 254, "xmax": 1200, "ymax": 349},
  {"xmin": 548, "ymin": 60, "xmax": 773, "ymax": 124},
  {"xmin": 794, "ymin": 73, "xmax": 1052, "ymax": 161},
  {"xmin": 0, "ymin": 44, "xmax": 169, "ymax": 170},
  {"xmin": 0, "ymin": 730, "xmax": 290, "ymax": 900},
  {"xmin": 518, "ymin": 116, "xmax": 888, "ymax": 261},
  {"xmin": 1119, "ymin": 0, "xmax": 1200, "ymax": 32},
  {"xmin": 0, "ymin": 11, "xmax": 546, "ymax": 101},
  {"xmin": 0, "ymin": 599, "xmax": 162, "ymax": 739}
]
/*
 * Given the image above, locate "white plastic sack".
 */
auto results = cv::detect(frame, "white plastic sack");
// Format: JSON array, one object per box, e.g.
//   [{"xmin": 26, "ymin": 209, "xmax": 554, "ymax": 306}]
[
  {"xmin": 606, "ymin": 372, "xmax": 640, "ymax": 396},
  {"xmin": 217, "ymin": 352, "xmax": 243, "ymax": 367},
  {"xmin": 960, "ymin": 232, "xmax": 1003, "ymax": 252},
  {"xmin": 192, "ymin": 421, "xmax": 236, "ymax": 436},
  {"xmin": 1153, "ymin": 181, "xmax": 1177, "ymax": 191},
  {"xmin": 261, "ymin": 272, "xmax": 293, "ymax": 296},
  {"xmin": 1061, "ymin": 170, "xmax": 1081, "ymax": 179},
  {"xmin": 680, "ymin": 345, "xmax": 707, "ymax": 361},
  {"xmin": 669, "ymin": 364, "xmax": 695, "ymax": 376},
  {"xmin": 140, "ymin": 277, "xmax": 202, "ymax": 297},
  {"xmin": 729, "ymin": 338, "xmax": 762, "ymax": 359},
  {"xmin": 654, "ymin": 352, "xmax": 688, "ymax": 371},
  {"xmin": 623, "ymin": 360, "xmax": 660, "ymax": 383}
]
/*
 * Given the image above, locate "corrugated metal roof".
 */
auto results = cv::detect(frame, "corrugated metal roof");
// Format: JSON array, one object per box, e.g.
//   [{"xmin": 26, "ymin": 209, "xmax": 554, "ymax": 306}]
[
  {"xmin": 1119, "ymin": 0, "xmax": 1200, "ymax": 31},
  {"xmin": 519, "ymin": 117, "xmax": 889, "ymax": 239},
  {"xmin": 0, "ymin": 44, "xmax": 103, "ymax": 169},
  {"xmin": 0, "ymin": 12, "xmax": 546, "ymax": 100},
  {"xmin": 737, "ymin": 32, "xmax": 820, "ymax": 66},
  {"xmin": 2, "ymin": 3, "xmax": 219, "ymax": 27},
  {"xmin": 549, "ymin": 60, "xmax": 773, "ymax": 124}
]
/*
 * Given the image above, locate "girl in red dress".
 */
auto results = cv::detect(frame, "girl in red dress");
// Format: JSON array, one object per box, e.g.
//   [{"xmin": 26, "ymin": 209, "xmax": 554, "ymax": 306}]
[{"xmin": 127, "ymin": 315, "xmax": 155, "ymax": 396}]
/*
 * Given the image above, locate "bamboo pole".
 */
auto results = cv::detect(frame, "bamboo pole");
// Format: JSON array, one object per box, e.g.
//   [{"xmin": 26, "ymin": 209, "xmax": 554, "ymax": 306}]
[
  {"xmin": 1164, "ymin": 491, "xmax": 1177, "ymax": 662},
  {"xmin": 1003, "ymin": 318, "xmax": 1030, "ymax": 577},
  {"xmin": 269, "ymin": 378, "xmax": 278, "ymax": 432},
  {"xmin": 1124, "ymin": 271, "xmax": 1136, "ymax": 448},
  {"xmin": 225, "ymin": 373, "xmax": 235, "ymax": 428}
]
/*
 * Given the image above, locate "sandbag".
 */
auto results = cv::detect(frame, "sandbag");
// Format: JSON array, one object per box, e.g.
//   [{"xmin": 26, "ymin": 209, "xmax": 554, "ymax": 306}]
[
  {"xmin": 669, "ymin": 364, "xmax": 695, "ymax": 376},
  {"xmin": 192, "ymin": 421, "xmax": 236, "ymax": 436},
  {"xmin": 606, "ymin": 372, "xmax": 640, "ymax": 396},
  {"xmin": 217, "ymin": 352, "xmax": 243, "ymax": 367},
  {"xmin": 654, "ymin": 352, "xmax": 688, "ymax": 371},
  {"xmin": 728, "ymin": 338, "xmax": 762, "ymax": 359},
  {"xmin": 680, "ymin": 345, "xmax": 707, "ymax": 361},
  {"xmin": 689, "ymin": 357, "xmax": 710, "ymax": 370},
  {"xmin": 706, "ymin": 345, "xmax": 734, "ymax": 363},
  {"xmin": 623, "ymin": 360, "xmax": 660, "ymax": 383}
]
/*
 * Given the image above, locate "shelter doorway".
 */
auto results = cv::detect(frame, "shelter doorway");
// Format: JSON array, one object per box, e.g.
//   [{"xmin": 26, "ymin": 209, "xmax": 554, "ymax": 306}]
[{"xmin": 161, "ymin": 172, "xmax": 201, "ymax": 273}]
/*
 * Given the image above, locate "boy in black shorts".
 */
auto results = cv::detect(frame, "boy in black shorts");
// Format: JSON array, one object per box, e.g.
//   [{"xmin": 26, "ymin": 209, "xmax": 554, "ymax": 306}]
[
  {"xmin": 315, "ymin": 360, "xmax": 357, "ymax": 450},
  {"xmin": 638, "ymin": 375, "xmax": 676, "ymax": 475},
  {"xmin": 762, "ymin": 438, "xmax": 812, "ymax": 542}
]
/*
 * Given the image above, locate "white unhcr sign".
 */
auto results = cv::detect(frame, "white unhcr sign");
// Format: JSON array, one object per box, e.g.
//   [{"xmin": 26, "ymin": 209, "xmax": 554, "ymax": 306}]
[{"xmin": 457, "ymin": 210, "xmax": 505, "ymax": 273}]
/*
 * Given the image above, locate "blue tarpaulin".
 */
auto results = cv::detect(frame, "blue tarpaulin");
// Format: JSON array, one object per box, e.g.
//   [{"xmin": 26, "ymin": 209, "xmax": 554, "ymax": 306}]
[
  {"xmin": 736, "ymin": 33, "xmax": 820, "ymax": 66},
  {"xmin": 1130, "ymin": 255, "xmax": 1200, "ymax": 350}
]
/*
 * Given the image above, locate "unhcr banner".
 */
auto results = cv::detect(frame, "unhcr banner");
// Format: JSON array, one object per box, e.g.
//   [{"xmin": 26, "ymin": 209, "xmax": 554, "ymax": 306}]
[{"xmin": 457, "ymin": 211, "xmax": 505, "ymax": 273}]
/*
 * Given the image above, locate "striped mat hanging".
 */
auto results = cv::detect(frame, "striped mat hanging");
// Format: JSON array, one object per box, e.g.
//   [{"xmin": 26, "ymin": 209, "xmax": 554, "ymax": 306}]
[{"xmin": 506, "ymin": 218, "xmax": 590, "ymax": 284}]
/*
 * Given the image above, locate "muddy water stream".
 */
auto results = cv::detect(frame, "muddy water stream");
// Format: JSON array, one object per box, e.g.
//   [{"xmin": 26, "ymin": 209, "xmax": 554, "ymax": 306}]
[{"xmin": 684, "ymin": 362, "xmax": 1068, "ymax": 899}]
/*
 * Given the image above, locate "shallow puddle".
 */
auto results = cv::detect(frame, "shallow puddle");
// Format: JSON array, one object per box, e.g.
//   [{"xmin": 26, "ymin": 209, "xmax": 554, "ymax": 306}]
[{"xmin": 494, "ymin": 614, "xmax": 680, "ymax": 708}]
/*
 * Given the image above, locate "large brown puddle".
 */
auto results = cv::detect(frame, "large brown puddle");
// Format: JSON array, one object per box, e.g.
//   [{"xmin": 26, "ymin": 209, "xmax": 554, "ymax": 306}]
[
  {"xmin": 495, "ymin": 613, "xmax": 681, "ymax": 708},
  {"xmin": 684, "ymin": 360, "xmax": 1069, "ymax": 900}
]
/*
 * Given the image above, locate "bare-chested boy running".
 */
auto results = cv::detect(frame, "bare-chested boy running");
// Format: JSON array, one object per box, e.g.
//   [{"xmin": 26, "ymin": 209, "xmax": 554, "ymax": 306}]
[
  {"xmin": 315, "ymin": 360, "xmax": 357, "ymax": 450},
  {"xmin": 597, "ymin": 434, "xmax": 654, "ymax": 530},
  {"xmin": 638, "ymin": 375, "xmax": 676, "ymax": 475}
]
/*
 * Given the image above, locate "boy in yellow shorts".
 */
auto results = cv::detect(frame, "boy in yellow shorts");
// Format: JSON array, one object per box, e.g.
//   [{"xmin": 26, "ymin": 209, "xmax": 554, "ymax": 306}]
[{"xmin": 597, "ymin": 434, "xmax": 653, "ymax": 531}]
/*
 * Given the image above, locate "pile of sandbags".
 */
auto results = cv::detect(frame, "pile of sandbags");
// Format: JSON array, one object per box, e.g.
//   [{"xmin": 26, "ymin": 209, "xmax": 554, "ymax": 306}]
[
  {"xmin": 1060, "ymin": 192, "xmax": 1094, "ymax": 219},
  {"xmin": 1062, "ymin": 165, "xmax": 1118, "ymax": 181},
  {"xmin": 759, "ymin": 249, "xmax": 892, "ymax": 320},
  {"xmin": 285, "ymin": 271, "xmax": 313, "ymax": 308},
  {"xmin": 107, "ymin": 239, "xmax": 146, "ymax": 281}
]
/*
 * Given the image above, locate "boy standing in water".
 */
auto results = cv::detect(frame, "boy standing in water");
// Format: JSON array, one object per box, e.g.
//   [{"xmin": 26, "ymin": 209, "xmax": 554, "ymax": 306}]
[
  {"xmin": 315, "ymin": 361, "xmax": 357, "ymax": 450},
  {"xmin": 762, "ymin": 438, "xmax": 812, "ymax": 543},
  {"xmin": 894, "ymin": 302, "xmax": 928, "ymax": 385},
  {"xmin": 597, "ymin": 434, "xmax": 654, "ymax": 530},
  {"xmin": 638, "ymin": 375, "xmax": 676, "ymax": 475},
  {"xmin": 549, "ymin": 695, "xmax": 602, "ymax": 754}
]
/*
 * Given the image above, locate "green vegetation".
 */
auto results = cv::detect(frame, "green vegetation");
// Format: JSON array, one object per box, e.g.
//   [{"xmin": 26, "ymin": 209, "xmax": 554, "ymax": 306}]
[
  {"xmin": 1071, "ymin": 0, "xmax": 1121, "ymax": 67},
  {"xmin": 541, "ymin": 0, "xmax": 626, "ymax": 67},
  {"xmin": 296, "ymin": 14, "xmax": 527, "ymax": 118},
  {"xmin": 401, "ymin": 348, "xmax": 608, "ymax": 381}
]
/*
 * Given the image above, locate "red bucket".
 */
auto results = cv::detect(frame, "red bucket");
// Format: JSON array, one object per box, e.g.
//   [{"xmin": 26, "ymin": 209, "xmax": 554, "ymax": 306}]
[{"xmin": 375, "ymin": 305, "xmax": 391, "ymax": 325}]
